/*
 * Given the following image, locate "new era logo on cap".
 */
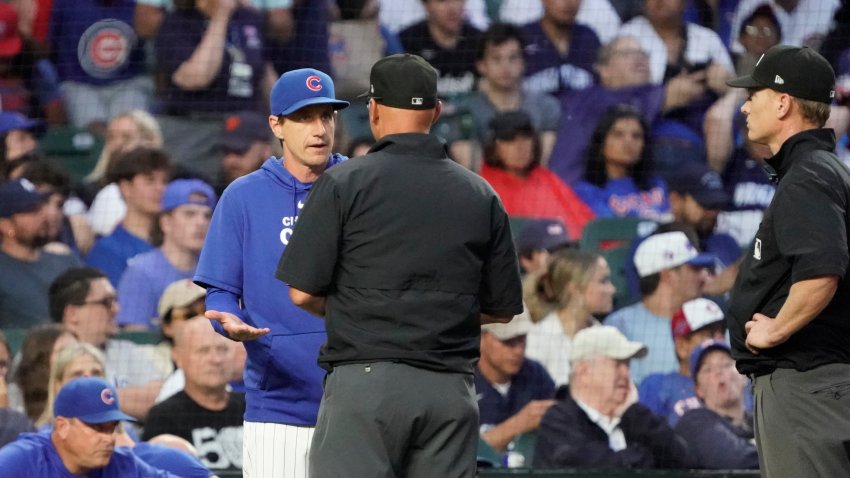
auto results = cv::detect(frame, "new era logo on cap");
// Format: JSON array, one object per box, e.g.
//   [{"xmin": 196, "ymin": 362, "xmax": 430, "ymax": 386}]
[{"xmin": 774, "ymin": 75, "xmax": 784, "ymax": 85}]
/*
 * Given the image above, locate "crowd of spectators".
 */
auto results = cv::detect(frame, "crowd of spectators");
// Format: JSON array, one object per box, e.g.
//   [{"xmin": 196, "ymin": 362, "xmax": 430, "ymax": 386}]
[{"xmin": 1, "ymin": 0, "xmax": 849, "ymax": 474}]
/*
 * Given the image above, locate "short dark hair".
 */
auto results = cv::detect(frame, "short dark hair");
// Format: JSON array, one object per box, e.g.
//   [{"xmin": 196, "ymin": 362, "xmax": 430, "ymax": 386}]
[
  {"xmin": 48, "ymin": 267, "xmax": 106, "ymax": 322},
  {"xmin": 105, "ymin": 147, "xmax": 171, "ymax": 185},
  {"xmin": 18, "ymin": 158, "xmax": 72, "ymax": 198},
  {"xmin": 638, "ymin": 273, "xmax": 661, "ymax": 296},
  {"xmin": 477, "ymin": 23, "xmax": 526, "ymax": 61}
]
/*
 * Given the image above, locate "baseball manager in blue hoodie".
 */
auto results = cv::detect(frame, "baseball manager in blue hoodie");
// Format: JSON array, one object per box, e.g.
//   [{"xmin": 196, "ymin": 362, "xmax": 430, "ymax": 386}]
[{"xmin": 193, "ymin": 68, "xmax": 348, "ymax": 478}]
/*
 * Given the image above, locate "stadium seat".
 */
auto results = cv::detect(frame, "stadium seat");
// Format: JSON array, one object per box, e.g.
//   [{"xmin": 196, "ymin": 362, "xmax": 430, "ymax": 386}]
[
  {"xmin": 39, "ymin": 126, "xmax": 104, "ymax": 184},
  {"xmin": 579, "ymin": 217, "xmax": 656, "ymax": 309},
  {"xmin": 3, "ymin": 328, "xmax": 28, "ymax": 356}
]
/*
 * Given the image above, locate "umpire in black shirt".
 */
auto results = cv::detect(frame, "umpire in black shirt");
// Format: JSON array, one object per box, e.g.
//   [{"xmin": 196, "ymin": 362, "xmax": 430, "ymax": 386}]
[
  {"xmin": 726, "ymin": 45, "xmax": 850, "ymax": 477},
  {"xmin": 276, "ymin": 53, "xmax": 523, "ymax": 478}
]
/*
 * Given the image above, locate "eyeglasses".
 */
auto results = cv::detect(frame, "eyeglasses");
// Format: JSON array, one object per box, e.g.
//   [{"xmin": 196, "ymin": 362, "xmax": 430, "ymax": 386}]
[
  {"xmin": 744, "ymin": 25, "xmax": 775, "ymax": 38},
  {"xmin": 76, "ymin": 296, "xmax": 117, "ymax": 310}
]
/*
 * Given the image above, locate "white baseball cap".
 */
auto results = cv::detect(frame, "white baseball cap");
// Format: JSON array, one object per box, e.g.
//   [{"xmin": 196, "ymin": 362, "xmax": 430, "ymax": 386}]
[
  {"xmin": 482, "ymin": 308, "xmax": 532, "ymax": 341},
  {"xmin": 671, "ymin": 297, "xmax": 725, "ymax": 338},
  {"xmin": 569, "ymin": 325, "xmax": 647, "ymax": 364},
  {"xmin": 633, "ymin": 231, "xmax": 716, "ymax": 278}
]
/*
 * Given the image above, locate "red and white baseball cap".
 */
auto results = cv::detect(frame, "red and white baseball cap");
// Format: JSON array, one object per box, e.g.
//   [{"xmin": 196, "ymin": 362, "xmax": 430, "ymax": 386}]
[
  {"xmin": 633, "ymin": 231, "xmax": 716, "ymax": 277},
  {"xmin": 671, "ymin": 297, "xmax": 724, "ymax": 339}
]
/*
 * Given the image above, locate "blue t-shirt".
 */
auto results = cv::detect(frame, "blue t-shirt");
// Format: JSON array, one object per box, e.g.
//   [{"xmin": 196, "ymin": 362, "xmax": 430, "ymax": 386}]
[
  {"xmin": 116, "ymin": 248, "xmax": 194, "ymax": 328},
  {"xmin": 156, "ymin": 8, "xmax": 265, "ymax": 115},
  {"xmin": 606, "ymin": 301, "xmax": 678, "ymax": 384},
  {"xmin": 638, "ymin": 371, "xmax": 699, "ymax": 427},
  {"xmin": 86, "ymin": 224, "xmax": 152, "ymax": 287},
  {"xmin": 0, "ymin": 432, "xmax": 176, "ymax": 477},
  {"xmin": 475, "ymin": 358, "xmax": 555, "ymax": 429},
  {"xmin": 49, "ymin": 0, "xmax": 147, "ymax": 85},
  {"xmin": 574, "ymin": 176, "xmax": 671, "ymax": 222},
  {"xmin": 522, "ymin": 21, "xmax": 600, "ymax": 96},
  {"xmin": 549, "ymin": 84, "xmax": 664, "ymax": 185},
  {"xmin": 132, "ymin": 442, "xmax": 212, "ymax": 478},
  {"xmin": 195, "ymin": 155, "xmax": 346, "ymax": 426}
]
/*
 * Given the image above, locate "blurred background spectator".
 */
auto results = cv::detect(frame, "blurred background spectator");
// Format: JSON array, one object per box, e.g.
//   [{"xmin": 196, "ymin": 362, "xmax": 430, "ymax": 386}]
[
  {"xmin": 49, "ymin": 0, "xmax": 150, "ymax": 135},
  {"xmin": 524, "ymin": 249, "xmax": 615, "ymax": 386},
  {"xmin": 479, "ymin": 111, "xmax": 594, "ymax": 241},
  {"xmin": 575, "ymin": 105, "xmax": 671, "ymax": 222}
]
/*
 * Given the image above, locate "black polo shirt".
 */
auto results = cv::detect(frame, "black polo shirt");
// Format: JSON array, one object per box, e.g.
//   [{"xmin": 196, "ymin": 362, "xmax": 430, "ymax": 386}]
[
  {"xmin": 727, "ymin": 129, "xmax": 850, "ymax": 375},
  {"xmin": 276, "ymin": 133, "xmax": 523, "ymax": 374}
]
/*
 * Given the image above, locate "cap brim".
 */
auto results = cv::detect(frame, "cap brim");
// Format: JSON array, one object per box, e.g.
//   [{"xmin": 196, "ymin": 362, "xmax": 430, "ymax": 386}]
[
  {"xmin": 78, "ymin": 409, "xmax": 136, "ymax": 424},
  {"xmin": 276, "ymin": 97, "xmax": 350, "ymax": 116},
  {"xmin": 611, "ymin": 343, "xmax": 648, "ymax": 360},
  {"xmin": 692, "ymin": 190, "xmax": 731, "ymax": 210},
  {"xmin": 220, "ymin": 137, "xmax": 253, "ymax": 153},
  {"xmin": 687, "ymin": 253, "xmax": 717, "ymax": 269},
  {"xmin": 726, "ymin": 74, "xmax": 764, "ymax": 89}
]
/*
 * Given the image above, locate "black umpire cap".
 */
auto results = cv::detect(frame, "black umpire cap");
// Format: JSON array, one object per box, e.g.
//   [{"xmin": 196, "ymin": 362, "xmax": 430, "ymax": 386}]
[
  {"xmin": 359, "ymin": 54, "xmax": 438, "ymax": 110},
  {"xmin": 726, "ymin": 45, "xmax": 835, "ymax": 104}
]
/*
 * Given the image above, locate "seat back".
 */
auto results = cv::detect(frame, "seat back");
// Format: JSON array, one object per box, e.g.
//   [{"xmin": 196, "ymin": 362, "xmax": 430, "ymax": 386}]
[
  {"xmin": 580, "ymin": 217, "xmax": 655, "ymax": 309},
  {"xmin": 39, "ymin": 126, "xmax": 104, "ymax": 184}
]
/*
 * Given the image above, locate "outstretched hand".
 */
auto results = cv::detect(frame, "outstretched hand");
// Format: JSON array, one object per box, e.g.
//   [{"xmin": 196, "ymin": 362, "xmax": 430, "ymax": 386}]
[{"xmin": 206, "ymin": 310, "xmax": 270, "ymax": 341}]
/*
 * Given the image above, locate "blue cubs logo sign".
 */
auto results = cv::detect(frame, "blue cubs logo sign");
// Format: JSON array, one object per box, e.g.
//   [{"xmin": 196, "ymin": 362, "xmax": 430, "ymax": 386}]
[{"xmin": 78, "ymin": 19, "xmax": 137, "ymax": 79}]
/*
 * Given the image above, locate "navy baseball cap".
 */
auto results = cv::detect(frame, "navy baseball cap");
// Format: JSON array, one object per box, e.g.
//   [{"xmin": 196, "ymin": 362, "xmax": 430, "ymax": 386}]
[
  {"xmin": 0, "ymin": 178, "xmax": 48, "ymax": 218},
  {"xmin": 270, "ymin": 68, "xmax": 349, "ymax": 116},
  {"xmin": 669, "ymin": 162, "xmax": 731, "ymax": 210},
  {"xmin": 162, "ymin": 179, "xmax": 217, "ymax": 212},
  {"xmin": 727, "ymin": 45, "xmax": 835, "ymax": 104},
  {"xmin": 689, "ymin": 339, "xmax": 732, "ymax": 379},
  {"xmin": 517, "ymin": 218, "xmax": 573, "ymax": 256},
  {"xmin": 54, "ymin": 377, "xmax": 135, "ymax": 424},
  {"xmin": 0, "ymin": 111, "xmax": 43, "ymax": 136},
  {"xmin": 220, "ymin": 111, "xmax": 269, "ymax": 153}
]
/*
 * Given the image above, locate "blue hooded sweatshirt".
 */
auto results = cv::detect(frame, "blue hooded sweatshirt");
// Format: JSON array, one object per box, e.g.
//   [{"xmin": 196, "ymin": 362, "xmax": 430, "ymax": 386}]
[{"xmin": 195, "ymin": 154, "xmax": 345, "ymax": 425}]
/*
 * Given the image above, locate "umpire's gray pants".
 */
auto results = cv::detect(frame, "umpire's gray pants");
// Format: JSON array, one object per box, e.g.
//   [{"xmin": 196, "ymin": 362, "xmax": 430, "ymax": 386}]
[
  {"xmin": 752, "ymin": 363, "xmax": 850, "ymax": 478},
  {"xmin": 309, "ymin": 362, "xmax": 478, "ymax": 478}
]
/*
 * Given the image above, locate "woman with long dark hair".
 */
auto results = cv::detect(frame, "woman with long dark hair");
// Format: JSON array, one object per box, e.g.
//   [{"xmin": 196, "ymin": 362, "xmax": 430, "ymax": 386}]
[{"xmin": 574, "ymin": 105, "xmax": 671, "ymax": 222}]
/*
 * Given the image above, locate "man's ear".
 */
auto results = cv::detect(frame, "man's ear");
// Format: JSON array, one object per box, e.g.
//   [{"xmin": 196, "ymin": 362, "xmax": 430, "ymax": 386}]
[{"xmin": 431, "ymin": 100, "xmax": 443, "ymax": 126}]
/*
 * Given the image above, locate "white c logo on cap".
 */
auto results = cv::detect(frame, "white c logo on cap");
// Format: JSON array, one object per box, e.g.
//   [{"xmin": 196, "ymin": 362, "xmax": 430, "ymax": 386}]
[{"xmin": 306, "ymin": 75, "xmax": 322, "ymax": 92}]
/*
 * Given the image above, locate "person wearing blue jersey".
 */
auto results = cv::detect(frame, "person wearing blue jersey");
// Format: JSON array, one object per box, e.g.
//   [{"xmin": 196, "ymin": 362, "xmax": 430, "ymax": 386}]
[
  {"xmin": 0, "ymin": 376, "xmax": 177, "ymax": 477},
  {"xmin": 193, "ymin": 67, "xmax": 348, "ymax": 478}
]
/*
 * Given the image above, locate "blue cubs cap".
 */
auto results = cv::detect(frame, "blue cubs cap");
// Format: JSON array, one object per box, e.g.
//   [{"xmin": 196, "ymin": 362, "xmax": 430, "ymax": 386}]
[
  {"xmin": 689, "ymin": 339, "xmax": 732, "ymax": 380},
  {"xmin": 0, "ymin": 111, "xmax": 43, "ymax": 136},
  {"xmin": 162, "ymin": 179, "xmax": 217, "ymax": 212},
  {"xmin": 54, "ymin": 377, "xmax": 135, "ymax": 424},
  {"xmin": 270, "ymin": 68, "xmax": 349, "ymax": 116},
  {"xmin": 0, "ymin": 178, "xmax": 48, "ymax": 218}
]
